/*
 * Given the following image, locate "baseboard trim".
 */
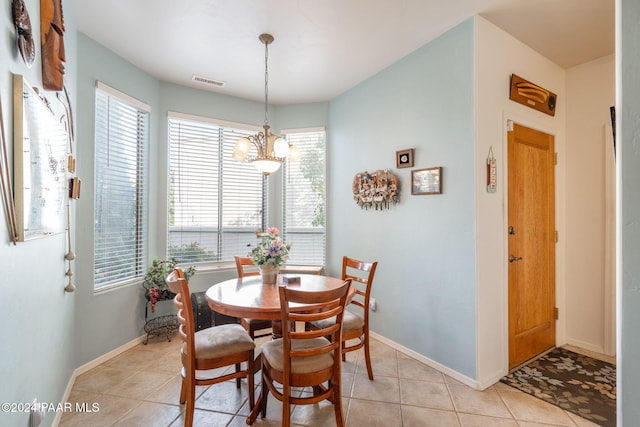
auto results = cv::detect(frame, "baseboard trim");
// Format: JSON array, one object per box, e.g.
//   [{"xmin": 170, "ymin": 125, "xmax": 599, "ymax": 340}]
[
  {"xmin": 565, "ymin": 338, "xmax": 609, "ymax": 356},
  {"xmin": 369, "ymin": 331, "xmax": 482, "ymax": 390},
  {"xmin": 52, "ymin": 335, "xmax": 147, "ymax": 426}
]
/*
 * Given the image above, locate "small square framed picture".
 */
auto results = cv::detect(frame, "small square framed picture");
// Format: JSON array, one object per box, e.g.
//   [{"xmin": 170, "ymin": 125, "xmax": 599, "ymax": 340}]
[{"xmin": 396, "ymin": 149, "xmax": 414, "ymax": 168}]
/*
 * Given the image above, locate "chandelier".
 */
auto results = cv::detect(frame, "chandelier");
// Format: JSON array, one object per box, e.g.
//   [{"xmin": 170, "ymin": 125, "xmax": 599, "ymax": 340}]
[{"xmin": 233, "ymin": 33, "xmax": 301, "ymax": 175}]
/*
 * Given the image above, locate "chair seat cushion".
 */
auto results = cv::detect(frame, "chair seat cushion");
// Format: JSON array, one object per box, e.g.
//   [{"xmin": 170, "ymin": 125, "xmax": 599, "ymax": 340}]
[
  {"xmin": 261, "ymin": 337, "xmax": 334, "ymax": 374},
  {"xmin": 183, "ymin": 324, "xmax": 255, "ymax": 359},
  {"xmin": 310, "ymin": 310, "xmax": 364, "ymax": 332}
]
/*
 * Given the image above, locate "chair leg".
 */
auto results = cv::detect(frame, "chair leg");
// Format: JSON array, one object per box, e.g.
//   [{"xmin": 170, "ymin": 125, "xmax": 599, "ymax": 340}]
[
  {"xmin": 260, "ymin": 374, "xmax": 268, "ymax": 419},
  {"xmin": 246, "ymin": 391, "xmax": 262, "ymax": 425},
  {"xmin": 333, "ymin": 386, "xmax": 344, "ymax": 427},
  {"xmin": 179, "ymin": 376, "xmax": 187, "ymax": 404},
  {"xmin": 235, "ymin": 363, "xmax": 242, "ymax": 388},
  {"xmin": 364, "ymin": 332, "xmax": 374, "ymax": 380},
  {"xmin": 184, "ymin": 375, "xmax": 195, "ymax": 427},
  {"xmin": 281, "ymin": 386, "xmax": 290, "ymax": 427},
  {"xmin": 247, "ymin": 353, "xmax": 255, "ymax": 409}
]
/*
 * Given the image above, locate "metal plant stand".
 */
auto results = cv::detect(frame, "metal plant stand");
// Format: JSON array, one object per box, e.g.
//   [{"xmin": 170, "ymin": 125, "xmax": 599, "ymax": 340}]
[{"xmin": 143, "ymin": 298, "xmax": 178, "ymax": 344}]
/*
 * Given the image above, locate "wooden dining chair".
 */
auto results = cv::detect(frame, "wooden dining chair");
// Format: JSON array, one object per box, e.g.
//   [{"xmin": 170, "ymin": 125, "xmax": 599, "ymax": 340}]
[
  {"xmin": 247, "ymin": 279, "xmax": 352, "ymax": 427},
  {"xmin": 166, "ymin": 267, "xmax": 255, "ymax": 427},
  {"xmin": 235, "ymin": 256, "xmax": 273, "ymax": 339},
  {"xmin": 308, "ymin": 256, "xmax": 378, "ymax": 380}
]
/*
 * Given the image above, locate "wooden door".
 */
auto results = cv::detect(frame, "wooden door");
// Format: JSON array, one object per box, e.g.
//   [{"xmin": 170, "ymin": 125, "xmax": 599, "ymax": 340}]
[{"xmin": 508, "ymin": 123, "xmax": 556, "ymax": 369}]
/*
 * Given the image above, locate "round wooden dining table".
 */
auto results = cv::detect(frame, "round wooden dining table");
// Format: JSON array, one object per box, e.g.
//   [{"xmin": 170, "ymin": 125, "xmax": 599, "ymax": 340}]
[
  {"xmin": 205, "ymin": 274, "xmax": 351, "ymax": 324},
  {"xmin": 207, "ymin": 274, "xmax": 351, "ymax": 423}
]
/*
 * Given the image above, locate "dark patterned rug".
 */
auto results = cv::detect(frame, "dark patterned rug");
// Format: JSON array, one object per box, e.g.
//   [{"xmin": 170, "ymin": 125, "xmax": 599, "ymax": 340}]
[{"xmin": 500, "ymin": 347, "xmax": 616, "ymax": 426}]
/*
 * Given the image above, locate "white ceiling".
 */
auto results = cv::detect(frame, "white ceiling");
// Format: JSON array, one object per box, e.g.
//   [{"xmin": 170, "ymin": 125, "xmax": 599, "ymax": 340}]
[{"xmin": 66, "ymin": 0, "xmax": 614, "ymax": 105}]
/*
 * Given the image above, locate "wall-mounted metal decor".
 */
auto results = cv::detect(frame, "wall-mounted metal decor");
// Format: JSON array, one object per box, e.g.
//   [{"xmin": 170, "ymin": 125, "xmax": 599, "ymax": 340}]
[
  {"xmin": 487, "ymin": 146, "xmax": 497, "ymax": 193},
  {"xmin": 353, "ymin": 169, "xmax": 399, "ymax": 210},
  {"xmin": 509, "ymin": 74, "xmax": 557, "ymax": 117},
  {"xmin": 13, "ymin": 74, "xmax": 68, "ymax": 241}
]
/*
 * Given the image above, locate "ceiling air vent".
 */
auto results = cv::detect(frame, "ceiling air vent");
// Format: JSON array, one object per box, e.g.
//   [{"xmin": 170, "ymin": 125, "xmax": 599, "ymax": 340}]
[{"xmin": 191, "ymin": 75, "xmax": 226, "ymax": 88}]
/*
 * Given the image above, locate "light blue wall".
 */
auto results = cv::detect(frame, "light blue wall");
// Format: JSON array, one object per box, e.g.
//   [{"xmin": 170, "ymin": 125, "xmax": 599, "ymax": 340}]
[
  {"xmin": 74, "ymin": 33, "xmax": 160, "ymax": 365},
  {"xmin": 619, "ymin": 0, "xmax": 640, "ymax": 423},
  {"xmin": 0, "ymin": 1, "xmax": 78, "ymax": 426},
  {"xmin": 6, "ymin": 5, "xmax": 640, "ymax": 424},
  {"xmin": 71, "ymin": 19, "xmax": 478, "ymax": 383},
  {"xmin": 327, "ymin": 19, "xmax": 476, "ymax": 377}
]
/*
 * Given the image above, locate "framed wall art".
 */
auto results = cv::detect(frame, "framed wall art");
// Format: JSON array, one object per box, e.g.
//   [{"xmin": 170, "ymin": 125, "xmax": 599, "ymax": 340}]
[
  {"xmin": 13, "ymin": 74, "xmax": 68, "ymax": 241},
  {"xmin": 396, "ymin": 148, "xmax": 414, "ymax": 168},
  {"xmin": 411, "ymin": 167, "xmax": 442, "ymax": 195}
]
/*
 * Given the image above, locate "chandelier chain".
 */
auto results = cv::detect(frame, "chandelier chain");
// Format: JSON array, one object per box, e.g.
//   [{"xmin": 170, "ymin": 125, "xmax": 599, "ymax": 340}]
[{"xmin": 264, "ymin": 38, "xmax": 269, "ymax": 126}]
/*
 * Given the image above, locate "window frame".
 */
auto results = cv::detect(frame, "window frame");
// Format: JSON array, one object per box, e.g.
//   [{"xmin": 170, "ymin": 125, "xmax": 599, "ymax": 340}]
[
  {"xmin": 93, "ymin": 82, "xmax": 151, "ymax": 291},
  {"xmin": 167, "ymin": 112, "xmax": 268, "ymax": 266},
  {"xmin": 281, "ymin": 127, "xmax": 327, "ymax": 266}
]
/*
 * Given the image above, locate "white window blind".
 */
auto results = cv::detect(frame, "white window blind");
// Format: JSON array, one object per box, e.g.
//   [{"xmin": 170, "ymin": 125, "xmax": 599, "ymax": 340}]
[
  {"xmin": 94, "ymin": 85, "xmax": 150, "ymax": 289},
  {"xmin": 282, "ymin": 129, "xmax": 326, "ymax": 265},
  {"xmin": 168, "ymin": 114, "xmax": 266, "ymax": 263}
]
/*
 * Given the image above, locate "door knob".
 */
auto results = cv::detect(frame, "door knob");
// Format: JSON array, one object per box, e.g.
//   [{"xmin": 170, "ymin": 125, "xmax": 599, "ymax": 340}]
[{"xmin": 509, "ymin": 254, "xmax": 523, "ymax": 263}]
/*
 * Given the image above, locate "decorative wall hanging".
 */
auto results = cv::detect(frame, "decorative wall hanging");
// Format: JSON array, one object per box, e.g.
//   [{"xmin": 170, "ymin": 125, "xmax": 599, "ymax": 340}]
[
  {"xmin": 411, "ymin": 167, "xmax": 442, "ymax": 195},
  {"xmin": 0, "ymin": 93, "xmax": 18, "ymax": 244},
  {"xmin": 12, "ymin": 0, "xmax": 35, "ymax": 68},
  {"xmin": 40, "ymin": 0, "xmax": 66, "ymax": 91},
  {"xmin": 57, "ymin": 81, "xmax": 77, "ymax": 292},
  {"xmin": 487, "ymin": 146, "xmax": 497, "ymax": 193},
  {"xmin": 509, "ymin": 74, "xmax": 556, "ymax": 116},
  {"xmin": 353, "ymin": 169, "xmax": 399, "ymax": 210},
  {"xmin": 396, "ymin": 148, "xmax": 414, "ymax": 168},
  {"xmin": 13, "ymin": 74, "xmax": 68, "ymax": 241}
]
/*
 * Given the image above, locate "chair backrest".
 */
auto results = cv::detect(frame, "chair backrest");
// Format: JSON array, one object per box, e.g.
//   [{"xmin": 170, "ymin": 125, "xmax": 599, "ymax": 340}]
[
  {"xmin": 235, "ymin": 256, "xmax": 260, "ymax": 277},
  {"xmin": 342, "ymin": 256, "xmax": 378, "ymax": 319},
  {"xmin": 278, "ymin": 279, "xmax": 352, "ymax": 377},
  {"xmin": 166, "ymin": 268, "xmax": 196, "ymax": 365}
]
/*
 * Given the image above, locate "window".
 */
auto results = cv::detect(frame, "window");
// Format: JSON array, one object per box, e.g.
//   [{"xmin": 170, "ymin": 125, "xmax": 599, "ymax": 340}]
[
  {"xmin": 94, "ymin": 83, "xmax": 150, "ymax": 289},
  {"xmin": 168, "ymin": 113, "xmax": 266, "ymax": 263},
  {"xmin": 282, "ymin": 129, "xmax": 326, "ymax": 265}
]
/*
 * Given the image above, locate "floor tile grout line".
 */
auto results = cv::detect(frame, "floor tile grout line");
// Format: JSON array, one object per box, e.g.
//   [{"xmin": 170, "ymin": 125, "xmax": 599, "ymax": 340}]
[
  {"xmin": 494, "ymin": 383, "xmax": 521, "ymax": 423},
  {"xmin": 62, "ymin": 337, "xmax": 600, "ymax": 427},
  {"xmin": 395, "ymin": 347, "xmax": 404, "ymax": 427}
]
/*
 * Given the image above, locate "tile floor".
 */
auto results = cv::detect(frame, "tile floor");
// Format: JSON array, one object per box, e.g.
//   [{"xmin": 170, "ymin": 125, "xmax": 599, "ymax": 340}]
[{"xmin": 60, "ymin": 335, "xmax": 604, "ymax": 427}]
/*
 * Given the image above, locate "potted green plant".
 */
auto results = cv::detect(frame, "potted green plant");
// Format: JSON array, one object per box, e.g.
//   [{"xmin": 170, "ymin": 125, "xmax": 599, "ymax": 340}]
[{"xmin": 143, "ymin": 258, "xmax": 196, "ymax": 312}]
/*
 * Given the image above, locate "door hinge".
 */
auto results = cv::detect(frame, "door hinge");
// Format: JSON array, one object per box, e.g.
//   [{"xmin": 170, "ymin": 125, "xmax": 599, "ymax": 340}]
[
  {"xmin": 554, "ymin": 307, "xmax": 559, "ymax": 320},
  {"xmin": 554, "ymin": 152, "xmax": 558, "ymax": 165}
]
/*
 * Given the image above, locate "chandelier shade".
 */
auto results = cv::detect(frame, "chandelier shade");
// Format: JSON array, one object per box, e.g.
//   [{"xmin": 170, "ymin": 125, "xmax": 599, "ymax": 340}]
[{"xmin": 233, "ymin": 33, "xmax": 300, "ymax": 175}]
